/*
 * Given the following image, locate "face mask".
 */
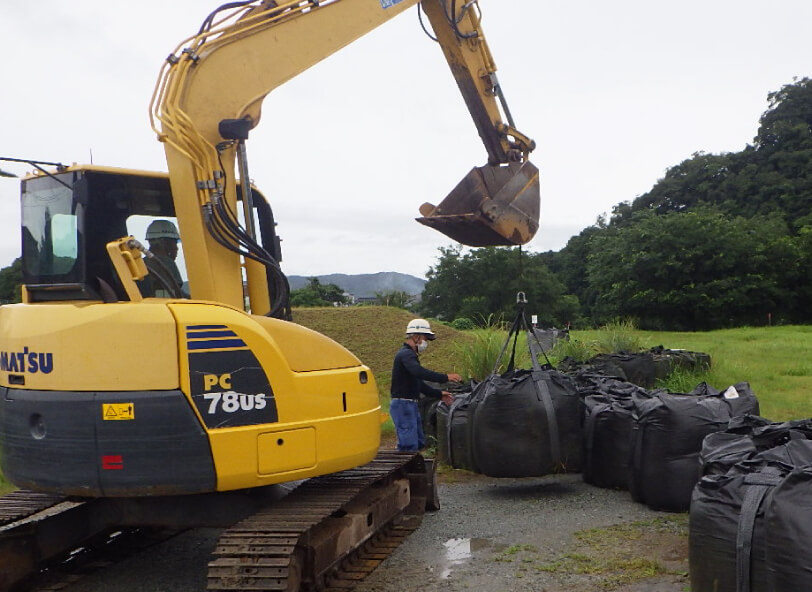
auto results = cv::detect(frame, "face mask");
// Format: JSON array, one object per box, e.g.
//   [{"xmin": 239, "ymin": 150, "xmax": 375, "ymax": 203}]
[{"xmin": 417, "ymin": 340, "xmax": 429, "ymax": 353}]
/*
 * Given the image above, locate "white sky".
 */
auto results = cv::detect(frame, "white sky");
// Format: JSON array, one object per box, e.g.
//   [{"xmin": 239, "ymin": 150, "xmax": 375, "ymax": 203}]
[{"xmin": 1, "ymin": 1, "xmax": 810, "ymax": 279}]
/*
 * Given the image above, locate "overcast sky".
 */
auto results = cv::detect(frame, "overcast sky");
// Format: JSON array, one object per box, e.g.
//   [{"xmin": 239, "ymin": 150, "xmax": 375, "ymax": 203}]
[{"xmin": 2, "ymin": 1, "xmax": 810, "ymax": 279}]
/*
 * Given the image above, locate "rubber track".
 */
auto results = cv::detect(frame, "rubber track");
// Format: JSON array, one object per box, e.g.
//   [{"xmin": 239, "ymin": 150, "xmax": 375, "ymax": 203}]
[{"xmin": 208, "ymin": 451, "xmax": 427, "ymax": 591}]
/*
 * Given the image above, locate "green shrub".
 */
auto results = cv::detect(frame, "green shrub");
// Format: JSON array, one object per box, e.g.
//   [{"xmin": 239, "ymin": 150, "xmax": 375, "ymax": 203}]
[{"xmin": 450, "ymin": 317, "xmax": 476, "ymax": 331}]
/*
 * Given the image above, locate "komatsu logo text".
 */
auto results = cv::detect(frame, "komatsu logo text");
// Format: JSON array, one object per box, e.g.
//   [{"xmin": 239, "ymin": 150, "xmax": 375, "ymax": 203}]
[{"xmin": 0, "ymin": 348, "xmax": 54, "ymax": 374}]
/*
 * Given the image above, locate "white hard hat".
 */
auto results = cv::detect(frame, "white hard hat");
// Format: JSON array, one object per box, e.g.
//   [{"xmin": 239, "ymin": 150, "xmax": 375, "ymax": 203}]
[
  {"xmin": 406, "ymin": 318, "xmax": 436, "ymax": 340},
  {"xmin": 146, "ymin": 219, "xmax": 180, "ymax": 240}
]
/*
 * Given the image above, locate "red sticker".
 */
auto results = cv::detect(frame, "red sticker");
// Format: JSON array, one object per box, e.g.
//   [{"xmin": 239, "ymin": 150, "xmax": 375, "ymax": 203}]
[{"xmin": 101, "ymin": 455, "xmax": 123, "ymax": 470}]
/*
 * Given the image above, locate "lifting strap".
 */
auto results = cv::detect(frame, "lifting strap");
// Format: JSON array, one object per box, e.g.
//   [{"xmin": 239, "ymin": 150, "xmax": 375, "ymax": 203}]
[{"xmin": 736, "ymin": 470, "xmax": 782, "ymax": 592}]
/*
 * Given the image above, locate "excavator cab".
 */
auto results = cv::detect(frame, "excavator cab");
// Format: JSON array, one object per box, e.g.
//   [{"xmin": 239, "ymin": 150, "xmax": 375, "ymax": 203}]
[
  {"xmin": 18, "ymin": 166, "xmax": 283, "ymax": 307},
  {"xmin": 417, "ymin": 160, "xmax": 540, "ymax": 247}
]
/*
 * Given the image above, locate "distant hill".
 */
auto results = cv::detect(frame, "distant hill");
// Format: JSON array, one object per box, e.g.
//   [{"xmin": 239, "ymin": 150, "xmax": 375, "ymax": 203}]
[{"xmin": 287, "ymin": 272, "xmax": 426, "ymax": 298}]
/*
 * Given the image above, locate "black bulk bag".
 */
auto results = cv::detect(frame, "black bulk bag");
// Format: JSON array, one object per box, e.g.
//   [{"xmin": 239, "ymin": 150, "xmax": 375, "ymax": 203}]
[
  {"xmin": 587, "ymin": 351, "xmax": 658, "ymax": 387},
  {"xmin": 580, "ymin": 377, "xmax": 654, "ymax": 489},
  {"xmin": 418, "ymin": 395, "xmax": 440, "ymax": 449},
  {"xmin": 764, "ymin": 464, "xmax": 812, "ymax": 590},
  {"xmin": 583, "ymin": 393, "xmax": 633, "ymax": 488},
  {"xmin": 423, "ymin": 381, "xmax": 475, "ymax": 459},
  {"xmin": 650, "ymin": 346, "xmax": 711, "ymax": 376},
  {"xmin": 690, "ymin": 459, "xmax": 779, "ymax": 592},
  {"xmin": 700, "ymin": 415, "xmax": 812, "ymax": 477},
  {"xmin": 628, "ymin": 382, "xmax": 760, "ymax": 512},
  {"xmin": 689, "ymin": 440, "xmax": 812, "ymax": 592},
  {"xmin": 435, "ymin": 399, "xmax": 451, "ymax": 465},
  {"xmin": 562, "ymin": 347, "xmax": 712, "ymax": 388},
  {"xmin": 466, "ymin": 298, "xmax": 582, "ymax": 478},
  {"xmin": 436, "ymin": 392, "xmax": 476, "ymax": 471},
  {"xmin": 469, "ymin": 367, "xmax": 582, "ymax": 477}
]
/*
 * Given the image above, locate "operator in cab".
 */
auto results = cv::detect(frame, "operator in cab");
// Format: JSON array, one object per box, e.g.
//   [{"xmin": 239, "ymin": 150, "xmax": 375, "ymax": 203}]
[
  {"xmin": 139, "ymin": 219, "xmax": 188, "ymax": 298},
  {"xmin": 390, "ymin": 319, "xmax": 462, "ymax": 452}
]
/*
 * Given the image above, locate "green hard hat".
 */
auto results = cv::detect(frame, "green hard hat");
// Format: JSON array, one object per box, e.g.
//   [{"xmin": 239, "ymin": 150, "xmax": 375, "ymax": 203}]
[{"xmin": 145, "ymin": 219, "xmax": 180, "ymax": 240}]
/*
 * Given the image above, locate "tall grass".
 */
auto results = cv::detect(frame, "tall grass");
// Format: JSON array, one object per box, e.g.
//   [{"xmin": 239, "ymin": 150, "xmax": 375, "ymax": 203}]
[
  {"xmin": 549, "ymin": 337, "xmax": 596, "ymax": 363},
  {"xmin": 455, "ymin": 319, "xmax": 649, "ymax": 379},
  {"xmin": 594, "ymin": 319, "xmax": 647, "ymax": 354},
  {"xmin": 547, "ymin": 320, "xmax": 646, "ymax": 365},
  {"xmin": 455, "ymin": 328, "xmax": 531, "ymax": 380},
  {"xmin": 655, "ymin": 367, "xmax": 711, "ymax": 393}
]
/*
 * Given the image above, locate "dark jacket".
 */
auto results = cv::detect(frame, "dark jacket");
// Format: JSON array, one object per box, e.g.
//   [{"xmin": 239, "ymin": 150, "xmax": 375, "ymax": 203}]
[{"xmin": 390, "ymin": 343, "xmax": 447, "ymax": 400}]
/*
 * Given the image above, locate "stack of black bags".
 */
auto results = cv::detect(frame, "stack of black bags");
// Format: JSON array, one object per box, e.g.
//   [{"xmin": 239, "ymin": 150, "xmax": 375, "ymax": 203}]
[
  {"xmin": 416, "ymin": 296, "xmax": 812, "ymax": 590},
  {"xmin": 580, "ymin": 378, "xmax": 761, "ymax": 511}
]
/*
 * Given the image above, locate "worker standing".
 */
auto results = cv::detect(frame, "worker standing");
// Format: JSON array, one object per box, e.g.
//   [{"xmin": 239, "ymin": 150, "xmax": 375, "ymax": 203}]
[{"xmin": 390, "ymin": 319, "xmax": 462, "ymax": 452}]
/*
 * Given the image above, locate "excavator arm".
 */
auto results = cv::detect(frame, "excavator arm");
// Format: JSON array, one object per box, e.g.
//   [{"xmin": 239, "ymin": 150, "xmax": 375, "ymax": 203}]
[{"xmin": 151, "ymin": 0, "xmax": 540, "ymax": 315}]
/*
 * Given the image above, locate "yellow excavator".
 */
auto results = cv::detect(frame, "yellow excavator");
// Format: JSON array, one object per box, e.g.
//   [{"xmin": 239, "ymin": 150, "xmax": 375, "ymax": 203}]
[{"xmin": 0, "ymin": 1, "xmax": 539, "ymax": 589}]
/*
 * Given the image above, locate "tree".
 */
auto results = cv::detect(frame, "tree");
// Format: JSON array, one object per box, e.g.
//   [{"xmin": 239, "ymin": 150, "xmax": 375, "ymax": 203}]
[
  {"xmin": 0, "ymin": 258, "xmax": 23, "ymax": 303},
  {"xmin": 544, "ymin": 222, "xmax": 605, "ymax": 322},
  {"xmin": 586, "ymin": 207, "xmax": 799, "ymax": 330},
  {"xmin": 609, "ymin": 78, "xmax": 812, "ymax": 232},
  {"xmin": 755, "ymin": 77, "xmax": 812, "ymax": 152},
  {"xmin": 289, "ymin": 277, "xmax": 349, "ymax": 307},
  {"xmin": 546, "ymin": 77, "xmax": 812, "ymax": 328},
  {"xmin": 421, "ymin": 246, "xmax": 579, "ymax": 326}
]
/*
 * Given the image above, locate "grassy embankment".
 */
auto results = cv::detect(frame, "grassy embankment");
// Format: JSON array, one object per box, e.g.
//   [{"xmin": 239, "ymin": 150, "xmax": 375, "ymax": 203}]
[{"xmin": 293, "ymin": 306, "xmax": 473, "ymax": 438}]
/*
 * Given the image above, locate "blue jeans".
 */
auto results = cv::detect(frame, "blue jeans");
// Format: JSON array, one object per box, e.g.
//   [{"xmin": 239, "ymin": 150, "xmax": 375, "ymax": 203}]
[{"xmin": 390, "ymin": 398, "xmax": 424, "ymax": 452}]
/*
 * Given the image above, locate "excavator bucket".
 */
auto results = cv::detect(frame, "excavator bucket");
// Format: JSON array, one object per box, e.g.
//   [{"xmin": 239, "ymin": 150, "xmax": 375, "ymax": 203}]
[{"xmin": 417, "ymin": 161, "xmax": 540, "ymax": 247}]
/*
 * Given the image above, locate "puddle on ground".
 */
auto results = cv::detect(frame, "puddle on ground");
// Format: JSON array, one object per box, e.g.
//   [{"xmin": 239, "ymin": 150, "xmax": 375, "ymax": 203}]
[{"xmin": 437, "ymin": 537, "xmax": 495, "ymax": 579}]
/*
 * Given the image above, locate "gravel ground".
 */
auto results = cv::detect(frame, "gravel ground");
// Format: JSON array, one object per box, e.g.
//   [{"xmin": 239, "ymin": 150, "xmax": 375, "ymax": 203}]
[
  {"xmin": 354, "ymin": 471, "xmax": 689, "ymax": 592},
  {"xmin": 57, "ymin": 469, "xmax": 689, "ymax": 592}
]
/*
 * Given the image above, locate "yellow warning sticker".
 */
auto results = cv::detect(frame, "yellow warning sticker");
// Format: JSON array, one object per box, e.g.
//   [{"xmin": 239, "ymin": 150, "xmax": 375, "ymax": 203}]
[{"xmin": 103, "ymin": 403, "xmax": 135, "ymax": 420}]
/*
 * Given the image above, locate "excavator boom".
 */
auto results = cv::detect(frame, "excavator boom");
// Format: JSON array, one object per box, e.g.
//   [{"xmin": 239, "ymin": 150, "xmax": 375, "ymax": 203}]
[{"xmin": 151, "ymin": 0, "xmax": 540, "ymax": 314}]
